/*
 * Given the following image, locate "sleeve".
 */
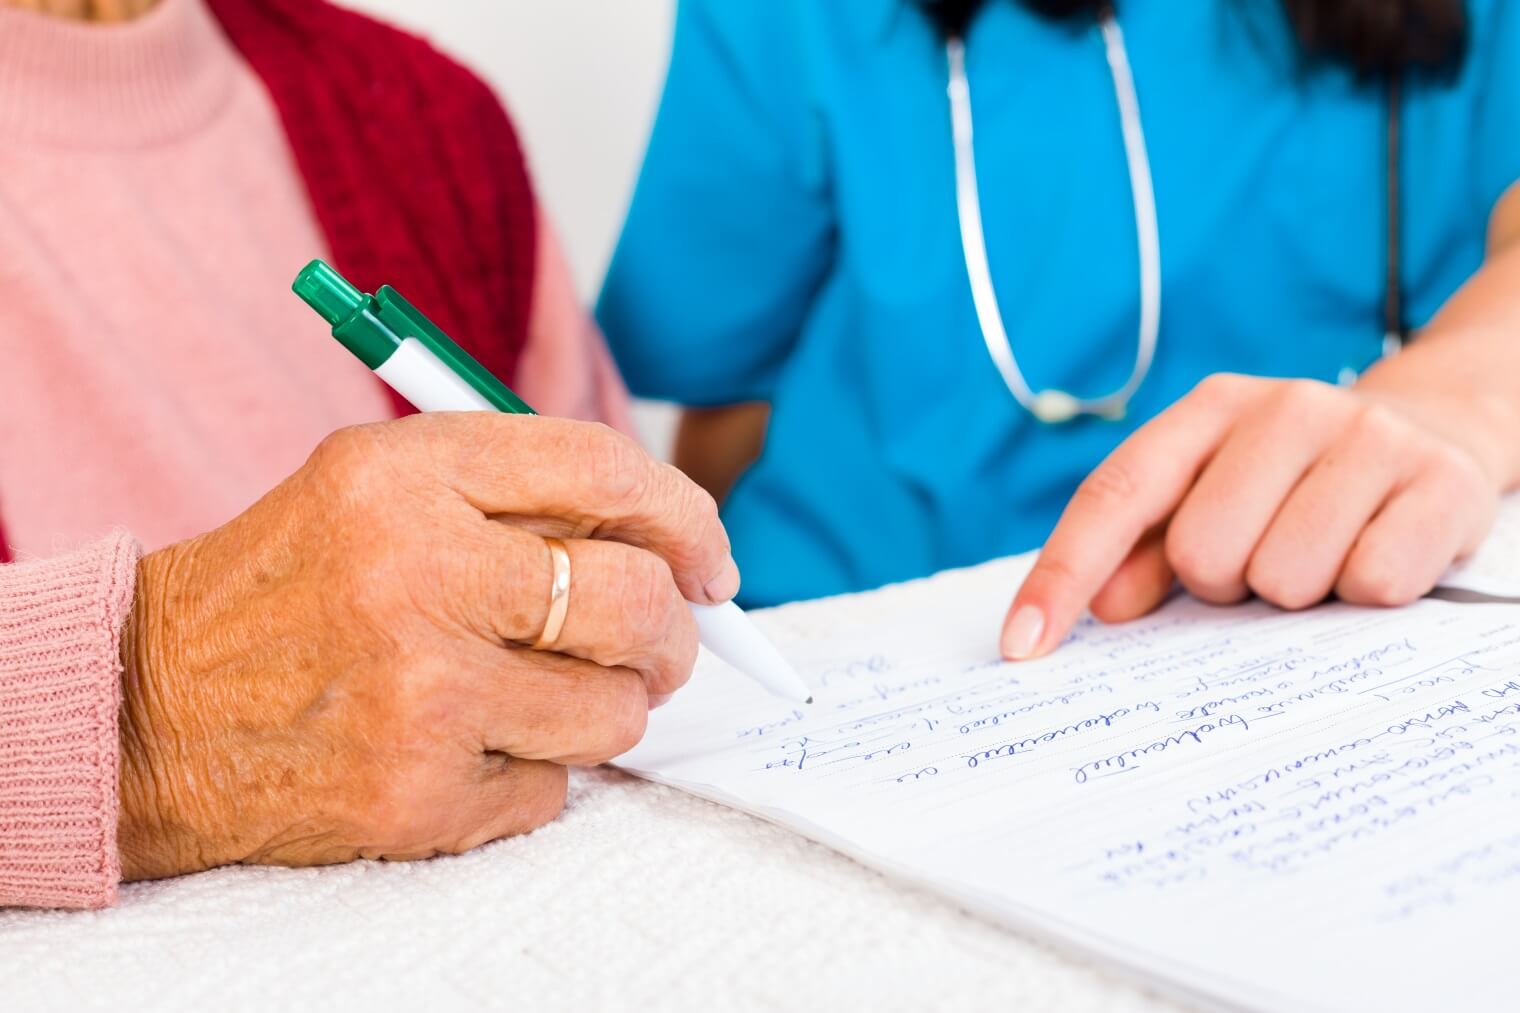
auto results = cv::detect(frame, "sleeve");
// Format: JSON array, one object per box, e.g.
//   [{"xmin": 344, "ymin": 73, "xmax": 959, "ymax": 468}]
[
  {"xmin": 515, "ymin": 206, "xmax": 636, "ymax": 436},
  {"xmin": 0, "ymin": 532, "xmax": 138, "ymax": 909},
  {"xmin": 595, "ymin": 0, "xmax": 836, "ymax": 405},
  {"xmin": 1474, "ymin": 0, "xmax": 1520, "ymax": 224}
]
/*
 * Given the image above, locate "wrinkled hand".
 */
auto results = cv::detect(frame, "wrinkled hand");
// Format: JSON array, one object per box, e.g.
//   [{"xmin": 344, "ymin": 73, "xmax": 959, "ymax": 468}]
[
  {"xmin": 118, "ymin": 414, "xmax": 735, "ymax": 879},
  {"xmin": 1003, "ymin": 374, "xmax": 1506, "ymax": 659}
]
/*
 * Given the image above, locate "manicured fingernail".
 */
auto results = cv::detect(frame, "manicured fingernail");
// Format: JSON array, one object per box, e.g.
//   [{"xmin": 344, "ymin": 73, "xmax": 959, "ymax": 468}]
[
  {"xmin": 1003, "ymin": 605, "xmax": 1045, "ymax": 660},
  {"xmin": 703, "ymin": 555, "xmax": 741, "ymax": 603}
]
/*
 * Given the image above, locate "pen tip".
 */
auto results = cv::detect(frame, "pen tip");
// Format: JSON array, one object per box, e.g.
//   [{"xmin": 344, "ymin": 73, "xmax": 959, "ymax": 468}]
[{"xmin": 806, "ymin": 696, "xmax": 814, "ymax": 705}]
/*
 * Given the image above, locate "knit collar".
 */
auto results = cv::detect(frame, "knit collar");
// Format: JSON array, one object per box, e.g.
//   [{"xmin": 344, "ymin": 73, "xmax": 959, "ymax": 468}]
[{"xmin": 0, "ymin": 0, "xmax": 237, "ymax": 148}]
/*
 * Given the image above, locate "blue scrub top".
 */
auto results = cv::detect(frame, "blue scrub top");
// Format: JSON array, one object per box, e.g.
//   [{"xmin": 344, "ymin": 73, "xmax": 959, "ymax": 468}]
[{"xmin": 598, "ymin": 0, "xmax": 1520, "ymax": 608}]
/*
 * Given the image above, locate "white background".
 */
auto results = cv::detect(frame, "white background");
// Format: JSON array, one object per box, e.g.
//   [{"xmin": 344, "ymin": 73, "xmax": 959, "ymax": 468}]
[{"xmin": 340, "ymin": 0, "xmax": 682, "ymax": 451}]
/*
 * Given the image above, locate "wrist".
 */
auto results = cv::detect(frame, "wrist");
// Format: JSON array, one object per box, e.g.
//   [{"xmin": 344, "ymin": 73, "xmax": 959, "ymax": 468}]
[
  {"xmin": 1451, "ymin": 391, "xmax": 1520, "ymax": 493},
  {"xmin": 117, "ymin": 547, "xmax": 204, "ymax": 880}
]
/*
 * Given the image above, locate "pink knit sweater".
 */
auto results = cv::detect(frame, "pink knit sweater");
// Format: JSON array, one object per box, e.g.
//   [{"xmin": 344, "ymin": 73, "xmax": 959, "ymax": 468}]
[{"xmin": 0, "ymin": 0, "xmax": 630, "ymax": 908}]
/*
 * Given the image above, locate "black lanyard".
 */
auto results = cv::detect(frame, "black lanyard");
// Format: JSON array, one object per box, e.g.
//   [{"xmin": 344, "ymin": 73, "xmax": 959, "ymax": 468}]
[{"xmin": 1385, "ymin": 74, "xmax": 1408, "ymax": 347}]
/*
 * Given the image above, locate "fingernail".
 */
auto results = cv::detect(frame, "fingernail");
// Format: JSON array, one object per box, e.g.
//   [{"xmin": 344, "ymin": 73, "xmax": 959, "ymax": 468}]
[
  {"xmin": 703, "ymin": 555, "xmax": 741, "ymax": 603},
  {"xmin": 1003, "ymin": 605, "xmax": 1045, "ymax": 660}
]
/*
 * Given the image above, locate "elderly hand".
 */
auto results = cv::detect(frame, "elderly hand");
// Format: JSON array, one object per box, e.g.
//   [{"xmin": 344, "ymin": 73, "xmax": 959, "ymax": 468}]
[
  {"xmin": 1002, "ymin": 374, "xmax": 1509, "ymax": 660},
  {"xmin": 117, "ymin": 414, "xmax": 735, "ymax": 880}
]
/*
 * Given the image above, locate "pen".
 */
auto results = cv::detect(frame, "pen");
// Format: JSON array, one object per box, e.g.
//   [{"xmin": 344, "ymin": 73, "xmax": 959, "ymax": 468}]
[{"xmin": 293, "ymin": 259, "xmax": 813, "ymax": 705}]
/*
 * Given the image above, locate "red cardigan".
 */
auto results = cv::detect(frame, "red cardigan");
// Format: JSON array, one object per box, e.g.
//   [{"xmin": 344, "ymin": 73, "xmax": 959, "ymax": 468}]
[{"xmin": 0, "ymin": 0, "xmax": 537, "ymax": 563}]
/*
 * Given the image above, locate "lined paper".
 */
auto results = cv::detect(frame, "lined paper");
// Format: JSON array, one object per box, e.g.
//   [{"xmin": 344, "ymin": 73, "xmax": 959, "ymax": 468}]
[{"xmin": 618, "ymin": 555, "xmax": 1520, "ymax": 1012}]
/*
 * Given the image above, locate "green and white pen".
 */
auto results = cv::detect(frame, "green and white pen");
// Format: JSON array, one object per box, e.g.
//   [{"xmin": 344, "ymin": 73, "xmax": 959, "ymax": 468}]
[{"xmin": 293, "ymin": 259, "xmax": 812, "ymax": 705}]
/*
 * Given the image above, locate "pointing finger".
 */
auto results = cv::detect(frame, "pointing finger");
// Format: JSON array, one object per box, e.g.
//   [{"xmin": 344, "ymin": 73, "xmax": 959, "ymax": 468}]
[{"xmin": 1002, "ymin": 375, "xmax": 1259, "ymax": 659}]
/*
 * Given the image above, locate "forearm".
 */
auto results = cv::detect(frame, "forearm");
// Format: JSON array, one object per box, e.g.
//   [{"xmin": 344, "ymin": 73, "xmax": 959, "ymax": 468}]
[
  {"xmin": 673, "ymin": 403, "xmax": 770, "ymax": 504},
  {"xmin": 1356, "ymin": 185, "xmax": 1520, "ymax": 491}
]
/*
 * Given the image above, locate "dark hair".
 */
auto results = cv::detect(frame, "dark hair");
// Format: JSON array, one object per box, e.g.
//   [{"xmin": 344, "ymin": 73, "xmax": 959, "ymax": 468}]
[{"xmin": 919, "ymin": 0, "xmax": 1467, "ymax": 77}]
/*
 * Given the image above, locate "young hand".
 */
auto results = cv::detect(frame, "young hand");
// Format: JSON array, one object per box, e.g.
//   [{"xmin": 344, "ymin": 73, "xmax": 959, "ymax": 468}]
[{"xmin": 1001, "ymin": 374, "xmax": 1506, "ymax": 660}]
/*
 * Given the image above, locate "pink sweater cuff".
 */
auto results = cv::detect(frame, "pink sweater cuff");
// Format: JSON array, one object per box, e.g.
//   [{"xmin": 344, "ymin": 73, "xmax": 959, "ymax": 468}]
[{"xmin": 0, "ymin": 532, "xmax": 139, "ymax": 909}]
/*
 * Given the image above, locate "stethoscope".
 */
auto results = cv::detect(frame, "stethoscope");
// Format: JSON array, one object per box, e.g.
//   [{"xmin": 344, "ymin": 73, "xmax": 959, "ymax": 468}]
[{"xmin": 946, "ymin": 8, "xmax": 1407, "ymax": 425}]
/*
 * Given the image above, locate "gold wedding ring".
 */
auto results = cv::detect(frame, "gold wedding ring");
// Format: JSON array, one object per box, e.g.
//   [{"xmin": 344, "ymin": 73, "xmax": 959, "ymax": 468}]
[{"xmin": 532, "ymin": 537, "xmax": 572, "ymax": 650}]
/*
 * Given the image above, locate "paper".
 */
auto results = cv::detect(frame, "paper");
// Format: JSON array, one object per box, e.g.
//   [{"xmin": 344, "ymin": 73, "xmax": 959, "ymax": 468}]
[
  {"xmin": 618, "ymin": 555, "xmax": 1520, "ymax": 1012},
  {"xmin": 1440, "ymin": 495, "xmax": 1520, "ymax": 597}
]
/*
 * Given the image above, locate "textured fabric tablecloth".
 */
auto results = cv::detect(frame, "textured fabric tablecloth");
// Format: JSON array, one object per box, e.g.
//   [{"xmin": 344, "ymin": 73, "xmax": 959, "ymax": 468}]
[
  {"xmin": 1, "ymin": 767, "xmax": 1177, "ymax": 1011},
  {"xmin": 18, "ymin": 494, "xmax": 1520, "ymax": 1012}
]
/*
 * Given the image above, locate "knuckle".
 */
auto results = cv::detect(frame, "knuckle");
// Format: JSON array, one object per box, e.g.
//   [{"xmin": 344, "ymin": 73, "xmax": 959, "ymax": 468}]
[
  {"xmin": 607, "ymin": 683, "xmax": 651, "ymax": 757},
  {"xmin": 665, "ymin": 465, "xmax": 728, "ymax": 567},
  {"xmin": 617, "ymin": 550, "xmax": 679, "ymax": 642},
  {"xmin": 1162, "ymin": 523, "xmax": 1212, "ymax": 585},
  {"xmin": 1339, "ymin": 559, "xmax": 1419, "ymax": 608},
  {"xmin": 586, "ymin": 426, "xmax": 651, "ymax": 514},
  {"xmin": 1165, "ymin": 549, "xmax": 1210, "ymax": 592},
  {"xmin": 1165, "ymin": 529, "xmax": 1245, "ymax": 604},
  {"xmin": 309, "ymin": 423, "xmax": 402, "ymax": 509},
  {"xmin": 517, "ymin": 764, "xmax": 569, "ymax": 832},
  {"xmin": 1274, "ymin": 378, "xmax": 1337, "ymax": 417},
  {"xmin": 665, "ymin": 607, "xmax": 701, "ymax": 692},
  {"xmin": 578, "ymin": 677, "xmax": 649, "ymax": 763},
  {"xmin": 1194, "ymin": 372, "xmax": 1247, "ymax": 402},
  {"xmin": 1426, "ymin": 442, "xmax": 1481, "ymax": 486},
  {"xmin": 641, "ymin": 603, "xmax": 700, "ymax": 698},
  {"xmin": 1074, "ymin": 458, "xmax": 1141, "ymax": 511},
  {"xmin": 676, "ymin": 465, "xmax": 722, "ymax": 533},
  {"xmin": 1246, "ymin": 557, "xmax": 1322, "ymax": 612},
  {"xmin": 311, "ymin": 425, "xmax": 374, "ymax": 481},
  {"xmin": 1349, "ymin": 402, "xmax": 1405, "ymax": 449}
]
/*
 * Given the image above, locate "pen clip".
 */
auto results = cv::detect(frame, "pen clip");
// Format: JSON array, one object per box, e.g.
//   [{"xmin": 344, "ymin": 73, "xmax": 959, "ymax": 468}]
[{"xmin": 373, "ymin": 286, "xmax": 536, "ymax": 415}]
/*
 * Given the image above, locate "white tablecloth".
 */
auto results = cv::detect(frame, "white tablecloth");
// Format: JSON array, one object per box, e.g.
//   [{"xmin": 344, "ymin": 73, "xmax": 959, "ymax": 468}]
[
  {"xmin": 2, "ymin": 769, "xmax": 1176, "ymax": 1011},
  {"xmin": 29, "ymin": 492, "xmax": 1520, "ymax": 1012}
]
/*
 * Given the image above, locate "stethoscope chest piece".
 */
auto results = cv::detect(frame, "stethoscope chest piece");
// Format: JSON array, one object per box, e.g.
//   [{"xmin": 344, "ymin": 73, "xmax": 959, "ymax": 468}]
[
  {"xmin": 1029, "ymin": 390, "xmax": 1127, "ymax": 424},
  {"xmin": 1030, "ymin": 389, "xmax": 1081, "ymax": 425}
]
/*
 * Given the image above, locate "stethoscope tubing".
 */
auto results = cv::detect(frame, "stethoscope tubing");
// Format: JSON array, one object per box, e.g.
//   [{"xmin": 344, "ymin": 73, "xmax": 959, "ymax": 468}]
[
  {"xmin": 948, "ymin": 13, "xmax": 1408, "ymax": 426},
  {"xmin": 948, "ymin": 13, "xmax": 1161, "ymax": 424}
]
